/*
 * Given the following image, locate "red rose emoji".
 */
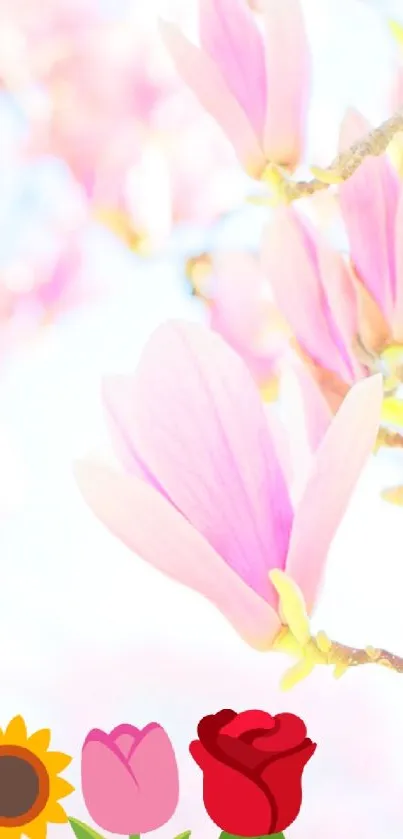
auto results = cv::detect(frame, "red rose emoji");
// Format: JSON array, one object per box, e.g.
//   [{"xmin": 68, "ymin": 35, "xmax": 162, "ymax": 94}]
[{"xmin": 190, "ymin": 709, "xmax": 316, "ymax": 837}]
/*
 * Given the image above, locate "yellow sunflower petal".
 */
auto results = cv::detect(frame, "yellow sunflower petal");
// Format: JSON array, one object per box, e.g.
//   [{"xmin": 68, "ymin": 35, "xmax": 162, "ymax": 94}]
[
  {"xmin": 4, "ymin": 715, "xmax": 27, "ymax": 744},
  {"xmin": 52, "ymin": 777, "xmax": 75, "ymax": 800},
  {"xmin": 27, "ymin": 728, "xmax": 51, "ymax": 754},
  {"xmin": 24, "ymin": 818, "xmax": 48, "ymax": 839},
  {"xmin": 44, "ymin": 802, "xmax": 69, "ymax": 824},
  {"xmin": 45, "ymin": 751, "xmax": 72, "ymax": 774},
  {"xmin": 0, "ymin": 826, "xmax": 23, "ymax": 839}
]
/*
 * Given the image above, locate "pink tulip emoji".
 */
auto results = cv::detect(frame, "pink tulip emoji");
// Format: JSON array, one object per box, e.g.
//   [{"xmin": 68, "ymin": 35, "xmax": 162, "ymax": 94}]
[
  {"xmin": 75, "ymin": 320, "xmax": 382, "ymax": 650},
  {"xmin": 80, "ymin": 722, "xmax": 179, "ymax": 834},
  {"xmin": 160, "ymin": 0, "xmax": 311, "ymax": 178}
]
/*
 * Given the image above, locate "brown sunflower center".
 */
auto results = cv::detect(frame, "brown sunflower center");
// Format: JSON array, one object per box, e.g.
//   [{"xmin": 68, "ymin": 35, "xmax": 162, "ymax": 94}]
[{"xmin": 0, "ymin": 746, "xmax": 50, "ymax": 827}]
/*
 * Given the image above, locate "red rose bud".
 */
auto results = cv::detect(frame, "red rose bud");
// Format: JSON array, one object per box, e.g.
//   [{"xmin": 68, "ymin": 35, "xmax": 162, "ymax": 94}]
[{"xmin": 190, "ymin": 708, "xmax": 316, "ymax": 837}]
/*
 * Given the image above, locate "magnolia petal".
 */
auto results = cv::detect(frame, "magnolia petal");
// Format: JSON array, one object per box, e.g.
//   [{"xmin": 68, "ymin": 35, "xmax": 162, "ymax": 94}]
[
  {"xmin": 129, "ymin": 321, "xmax": 292, "ymax": 600},
  {"xmin": 75, "ymin": 461, "xmax": 281, "ymax": 650},
  {"xmin": 200, "ymin": 0, "xmax": 267, "ymax": 138},
  {"xmin": 353, "ymin": 271, "xmax": 392, "ymax": 356},
  {"xmin": 263, "ymin": 0, "xmax": 310, "ymax": 168},
  {"xmin": 285, "ymin": 375, "xmax": 383, "ymax": 614},
  {"xmin": 160, "ymin": 21, "xmax": 265, "ymax": 176},
  {"xmin": 392, "ymin": 185, "xmax": 403, "ymax": 340},
  {"xmin": 261, "ymin": 208, "xmax": 352, "ymax": 380},
  {"xmin": 339, "ymin": 107, "xmax": 399, "ymax": 321}
]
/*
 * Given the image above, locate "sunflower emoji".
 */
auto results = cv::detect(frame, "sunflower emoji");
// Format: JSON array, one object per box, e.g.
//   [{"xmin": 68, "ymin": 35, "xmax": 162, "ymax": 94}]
[{"xmin": 0, "ymin": 715, "xmax": 74, "ymax": 839}]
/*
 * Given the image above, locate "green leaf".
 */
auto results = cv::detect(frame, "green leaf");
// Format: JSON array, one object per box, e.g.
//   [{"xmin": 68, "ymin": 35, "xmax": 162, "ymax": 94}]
[
  {"xmin": 68, "ymin": 818, "xmax": 108, "ymax": 839},
  {"xmin": 174, "ymin": 833, "xmax": 192, "ymax": 839},
  {"xmin": 218, "ymin": 833, "xmax": 285, "ymax": 839}
]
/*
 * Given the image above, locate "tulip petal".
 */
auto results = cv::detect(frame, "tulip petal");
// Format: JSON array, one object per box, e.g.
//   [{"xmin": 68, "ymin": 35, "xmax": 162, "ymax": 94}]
[
  {"xmin": 285, "ymin": 375, "xmax": 382, "ymax": 613},
  {"xmin": 261, "ymin": 209, "xmax": 353, "ymax": 380},
  {"xmin": 74, "ymin": 461, "xmax": 281, "ymax": 650},
  {"xmin": 110, "ymin": 724, "xmax": 139, "ymax": 759},
  {"xmin": 339, "ymin": 108, "xmax": 399, "ymax": 320},
  {"xmin": 129, "ymin": 321, "xmax": 292, "ymax": 599},
  {"xmin": 263, "ymin": 0, "xmax": 310, "ymax": 168},
  {"xmin": 189, "ymin": 740, "xmax": 274, "ymax": 836},
  {"xmin": 81, "ymin": 734, "xmax": 141, "ymax": 834},
  {"xmin": 160, "ymin": 21, "xmax": 265, "ymax": 176},
  {"xmin": 199, "ymin": 0, "xmax": 267, "ymax": 137},
  {"xmin": 259, "ymin": 739, "xmax": 316, "ymax": 833},
  {"xmin": 127, "ymin": 724, "xmax": 179, "ymax": 832}
]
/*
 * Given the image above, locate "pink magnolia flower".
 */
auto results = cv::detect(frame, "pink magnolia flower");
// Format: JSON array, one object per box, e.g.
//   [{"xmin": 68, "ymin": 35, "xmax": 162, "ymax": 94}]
[
  {"xmin": 75, "ymin": 321, "xmax": 382, "ymax": 651},
  {"xmin": 207, "ymin": 250, "xmax": 291, "ymax": 392},
  {"xmin": 337, "ymin": 108, "xmax": 403, "ymax": 381},
  {"xmin": 261, "ymin": 205, "xmax": 365, "ymax": 413},
  {"xmin": 81, "ymin": 722, "xmax": 179, "ymax": 834},
  {"xmin": 161, "ymin": 0, "xmax": 311, "ymax": 178}
]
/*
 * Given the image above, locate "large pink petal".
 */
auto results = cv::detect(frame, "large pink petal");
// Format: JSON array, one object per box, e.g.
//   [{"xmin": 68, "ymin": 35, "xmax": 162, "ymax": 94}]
[
  {"xmin": 160, "ymin": 21, "xmax": 265, "ymax": 176},
  {"xmin": 285, "ymin": 375, "xmax": 383, "ymax": 614},
  {"xmin": 263, "ymin": 0, "xmax": 310, "ymax": 168},
  {"xmin": 74, "ymin": 461, "xmax": 281, "ymax": 649},
  {"xmin": 127, "ymin": 723, "xmax": 179, "ymax": 832},
  {"xmin": 129, "ymin": 321, "xmax": 292, "ymax": 599},
  {"xmin": 261, "ymin": 209, "xmax": 352, "ymax": 379},
  {"xmin": 103, "ymin": 375, "xmax": 173, "ymax": 501},
  {"xmin": 339, "ymin": 108, "xmax": 399, "ymax": 320},
  {"xmin": 199, "ymin": 0, "xmax": 267, "ymax": 138},
  {"xmin": 81, "ymin": 735, "xmax": 141, "ymax": 834}
]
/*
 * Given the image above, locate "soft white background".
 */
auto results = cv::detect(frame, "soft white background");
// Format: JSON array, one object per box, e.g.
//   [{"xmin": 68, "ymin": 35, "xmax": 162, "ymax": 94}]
[{"xmin": 1, "ymin": 0, "xmax": 403, "ymax": 837}]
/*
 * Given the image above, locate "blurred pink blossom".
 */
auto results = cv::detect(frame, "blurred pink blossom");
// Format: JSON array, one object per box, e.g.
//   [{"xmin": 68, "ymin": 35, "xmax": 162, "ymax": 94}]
[
  {"xmin": 81, "ymin": 722, "xmax": 179, "ymax": 834},
  {"xmin": 92, "ymin": 96, "xmax": 243, "ymax": 253},
  {"xmin": 75, "ymin": 321, "xmax": 381, "ymax": 651},
  {"xmin": 161, "ymin": 0, "xmax": 311, "ymax": 177},
  {"xmin": 0, "ymin": 174, "xmax": 91, "ymax": 345}
]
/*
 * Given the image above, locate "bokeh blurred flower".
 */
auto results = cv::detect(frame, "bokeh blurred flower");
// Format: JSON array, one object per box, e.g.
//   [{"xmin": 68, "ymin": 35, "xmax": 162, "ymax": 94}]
[
  {"xmin": 75, "ymin": 321, "xmax": 382, "ymax": 651},
  {"xmin": 81, "ymin": 722, "xmax": 179, "ymax": 834},
  {"xmin": 0, "ymin": 159, "xmax": 89, "ymax": 343},
  {"xmin": 190, "ymin": 708, "xmax": 315, "ymax": 836},
  {"xmin": 161, "ymin": 0, "xmax": 311, "ymax": 177},
  {"xmin": 0, "ymin": 714, "xmax": 73, "ymax": 839}
]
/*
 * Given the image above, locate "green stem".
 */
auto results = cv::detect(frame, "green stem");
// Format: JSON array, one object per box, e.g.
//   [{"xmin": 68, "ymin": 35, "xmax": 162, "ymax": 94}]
[{"xmin": 218, "ymin": 833, "xmax": 285, "ymax": 839}]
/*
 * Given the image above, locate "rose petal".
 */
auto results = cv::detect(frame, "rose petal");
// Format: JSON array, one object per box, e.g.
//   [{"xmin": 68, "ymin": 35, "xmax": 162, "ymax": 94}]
[
  {"xmin": 190, "ymin": 740, "xmax": 274, "ymax": 836},
  {"xmin": 259, "ymin": 739, "xmax": 316, "ymax": 833}
]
